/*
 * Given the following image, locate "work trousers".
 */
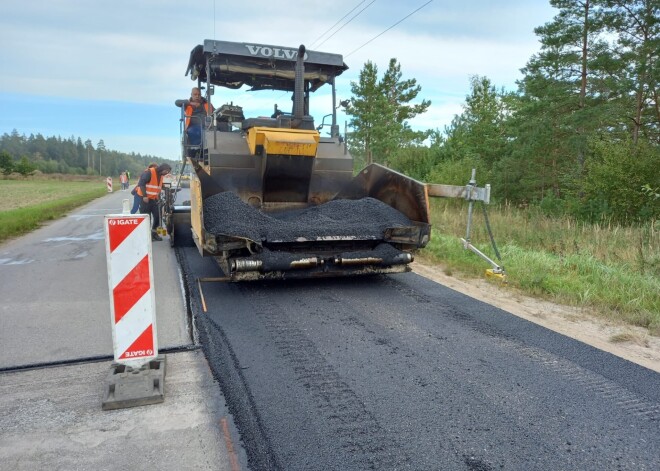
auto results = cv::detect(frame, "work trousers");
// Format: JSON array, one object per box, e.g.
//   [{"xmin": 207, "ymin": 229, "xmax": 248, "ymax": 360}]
[
  {"xmin": 139, "ymin": 199, "xmax": 160, "ymax": 231},
  {"xmin": 130, "ymin": 193, "xmax": 141, "ymax": 214}
]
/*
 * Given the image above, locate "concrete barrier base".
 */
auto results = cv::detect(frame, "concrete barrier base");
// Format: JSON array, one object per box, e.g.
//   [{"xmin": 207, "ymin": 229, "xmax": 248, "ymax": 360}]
[{"xmin": 102, "ymin": 356, "xmax": 166, "ymax": 410}]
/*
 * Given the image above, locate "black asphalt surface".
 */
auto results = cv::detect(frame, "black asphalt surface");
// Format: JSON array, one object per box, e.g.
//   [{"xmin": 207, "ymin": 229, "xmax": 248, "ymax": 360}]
[{"xmin": 177, "ymin": 247, "xmax": 660, "ymax": 471}]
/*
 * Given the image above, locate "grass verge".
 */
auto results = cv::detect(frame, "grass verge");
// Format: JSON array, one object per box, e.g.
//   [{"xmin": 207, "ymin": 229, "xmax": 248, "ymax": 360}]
[
  {"xmin": 422, "ymin": 200, "xmax": 660, "ymax": 335},
  {"xmin": 0, "ymin": 181, "xmax": 108, "ymax": 243}
]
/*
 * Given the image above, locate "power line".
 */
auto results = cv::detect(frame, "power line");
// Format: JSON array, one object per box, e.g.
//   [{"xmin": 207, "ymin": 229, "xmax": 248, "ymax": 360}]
[
  {"xmin": 275, "ymin": 2, "xmax": 374, "ymax": 101},
  {"xmin": 309, "ymin": 0, "xmax": 369, "ymax": 49},
  {"xmin": 345, "ymin": 0, "xmax": 434, "ymax": 58},
  {"xmin": 315, "ymin": 0, "xmax": 378, "ymax": 50}
]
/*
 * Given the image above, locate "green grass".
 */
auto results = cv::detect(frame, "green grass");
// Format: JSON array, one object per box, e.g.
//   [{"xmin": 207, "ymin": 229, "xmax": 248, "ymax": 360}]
[
  {"xmin": 0, "ymin": 179, "xmax": 109, "ymax": 243},
  {"xmin": 421, "ymin": 200, "xmax": 660, "ymax": 335}
]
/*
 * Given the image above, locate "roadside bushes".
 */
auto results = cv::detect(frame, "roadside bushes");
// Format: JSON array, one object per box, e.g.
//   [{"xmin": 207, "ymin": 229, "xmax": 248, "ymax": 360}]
[{"xmin": 580, "ymin": 139, "xmax": 660, "ymax": 224}]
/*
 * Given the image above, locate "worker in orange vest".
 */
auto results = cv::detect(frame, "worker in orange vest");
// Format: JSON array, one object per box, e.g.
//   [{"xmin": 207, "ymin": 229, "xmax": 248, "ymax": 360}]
[
  {"xmin": 130, "ymin": 163, "xmax": 157, "ymax": 214},
  {"xmin": 185, "ymin": 87, "xmax": 213, "ymax": 146},
  {"xmin": 136, "ymin": 163, "xmax": 172, "ymax": 241},
  {"xmin": 119, "ymin": 172, "xmax": 129, "ymax": 190}
]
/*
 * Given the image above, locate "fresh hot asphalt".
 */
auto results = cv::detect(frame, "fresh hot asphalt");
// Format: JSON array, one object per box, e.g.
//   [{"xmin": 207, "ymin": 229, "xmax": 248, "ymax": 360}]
[
  {"xmin": 179, "ymin": 246, "xmax": 660, "ymax": 471},
  {"xmin": 204, "ymin": 192, "xmax": 412, "ymax": 242}
]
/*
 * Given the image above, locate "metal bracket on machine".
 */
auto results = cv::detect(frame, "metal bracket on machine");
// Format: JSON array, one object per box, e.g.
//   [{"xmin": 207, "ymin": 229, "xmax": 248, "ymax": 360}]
[{"xmin": 426, "ymin": 169, "xmax": 506, "ymax": 282}]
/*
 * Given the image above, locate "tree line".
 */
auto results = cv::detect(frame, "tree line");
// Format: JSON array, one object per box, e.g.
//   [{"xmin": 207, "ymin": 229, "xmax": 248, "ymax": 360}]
[
  {"xmin": 0, "ymin": 130, "xmax": 176, "ymax": 179},
  {"xmin": 345, "ymin": 0, "xmax": 659, "ymax": 225}
]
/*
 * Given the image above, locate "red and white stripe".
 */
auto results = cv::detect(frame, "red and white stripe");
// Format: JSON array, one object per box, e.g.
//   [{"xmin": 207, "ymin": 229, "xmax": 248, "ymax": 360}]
[
  {"xmin": 104, "ymin": 214, "xmax": 158, "ymax": 367},
  {"xmin": 106, "ymin": 177, "xmax": 113, "ymax": 192}
]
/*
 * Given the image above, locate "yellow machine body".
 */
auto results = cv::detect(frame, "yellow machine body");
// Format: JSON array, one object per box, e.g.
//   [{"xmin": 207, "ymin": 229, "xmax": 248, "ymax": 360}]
[{"xmin": 247, "ymin": 127, "xmax": 319, "ymax": 157}]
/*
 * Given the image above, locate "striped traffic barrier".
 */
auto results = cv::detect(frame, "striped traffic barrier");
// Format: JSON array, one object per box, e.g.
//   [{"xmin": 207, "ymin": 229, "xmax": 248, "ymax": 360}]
[
  {"xmin": 104, "ymin": 214, "xmax": 158, "ymax": 369},
  {"xmin": 106, "ymin": 177, "xmax": 113, "ymax": 192}
]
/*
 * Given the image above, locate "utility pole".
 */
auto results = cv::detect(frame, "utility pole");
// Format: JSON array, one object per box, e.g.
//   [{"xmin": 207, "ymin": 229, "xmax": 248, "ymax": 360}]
[
  {"xmin": 97, "ymin": 139, "xmax": 106, "ymax": 176},
  {"xmin": 85, "ymin": 139, "xmax": 92, "ymax": 173}
]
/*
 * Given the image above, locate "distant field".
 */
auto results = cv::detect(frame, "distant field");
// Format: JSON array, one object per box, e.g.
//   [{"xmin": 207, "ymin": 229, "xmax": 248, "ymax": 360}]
[
  {"xmin": 2, "ymin": 179, "xmax": 110, "ymax": 211},
  {"xmin": 0, "ymin": 179, "xmax": 110, "ymax": 243}
]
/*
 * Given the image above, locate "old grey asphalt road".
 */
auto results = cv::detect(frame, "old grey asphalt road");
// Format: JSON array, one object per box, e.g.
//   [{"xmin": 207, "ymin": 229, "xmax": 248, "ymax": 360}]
[
  {"xmin": 0, "ymin": 188, "xmax": 246, "ymax": 470},
  {"xmin": 179, "ymin": 246, "xmax": 660, "ymax": 471},
  {"xmin": 0, "ymin": 190, "xmax": 188, "ymax": 366}
]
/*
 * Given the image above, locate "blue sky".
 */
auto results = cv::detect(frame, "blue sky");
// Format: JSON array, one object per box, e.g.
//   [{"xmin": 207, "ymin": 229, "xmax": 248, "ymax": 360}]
[{"xmin": 0, "ymin": 0, "xmax": 556, "ymax": 160}]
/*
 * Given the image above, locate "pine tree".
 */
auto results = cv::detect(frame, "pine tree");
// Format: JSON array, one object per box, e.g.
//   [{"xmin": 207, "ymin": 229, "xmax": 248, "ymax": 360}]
[
  {"xmin": 346, "ymin": 58, "xmax": 430, "ymax": 168},
  {"xmin": 511, "ymin": 0, "xmax": 613, "ymax": 201},
  {"xmin": 603, "ymin": 0, "xmax": 660, "ymax": 143}
]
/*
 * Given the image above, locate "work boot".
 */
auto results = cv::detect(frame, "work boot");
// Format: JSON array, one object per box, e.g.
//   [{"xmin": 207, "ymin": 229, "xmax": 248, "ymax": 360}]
[{"xmin": 151, "ymin": 231, "xmax": 163, "ymax": 241}]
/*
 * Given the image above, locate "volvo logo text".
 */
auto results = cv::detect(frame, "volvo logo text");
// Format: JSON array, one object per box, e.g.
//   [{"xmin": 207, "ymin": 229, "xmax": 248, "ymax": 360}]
[{"xmin": 244, "ymin": 45, "xmax": 308, "ymax": 60}]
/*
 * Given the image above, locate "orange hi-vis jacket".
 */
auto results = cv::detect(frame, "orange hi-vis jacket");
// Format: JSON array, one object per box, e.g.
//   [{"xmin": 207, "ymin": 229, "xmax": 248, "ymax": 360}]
[
  {"xmin": 136, "ymin": 168, "xmax": 162, "ymax": 200},
  {"xmin": 185, "ymin": 102, "xmax": 210, "ymax": 128}
]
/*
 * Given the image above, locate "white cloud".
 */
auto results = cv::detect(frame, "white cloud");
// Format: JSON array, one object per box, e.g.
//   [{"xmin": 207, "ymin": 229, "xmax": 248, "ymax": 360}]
[{"xmin": 0, "ymin": 0, "xmax": 555, "ymax": 156}]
